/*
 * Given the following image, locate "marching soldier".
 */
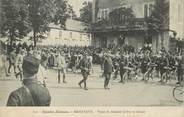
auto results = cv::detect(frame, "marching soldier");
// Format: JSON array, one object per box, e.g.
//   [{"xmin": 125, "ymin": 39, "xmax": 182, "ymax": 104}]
[
  {"xmin": 103, "ymin": 51, "xmax": 113, "ymax": 89},
  {"xmin": 78, "ymin": 53, "xmax": 90, "ymax": 90}
]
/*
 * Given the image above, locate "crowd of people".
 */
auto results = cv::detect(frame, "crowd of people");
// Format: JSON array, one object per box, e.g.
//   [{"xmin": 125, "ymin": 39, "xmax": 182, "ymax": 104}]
[
  {"xmin": 1, "ymin": 42, "xmax": 184, "ymax": 86},
  {"xmin": 0, "ymin": 41, "xmax": 184, "ymax": 106}
]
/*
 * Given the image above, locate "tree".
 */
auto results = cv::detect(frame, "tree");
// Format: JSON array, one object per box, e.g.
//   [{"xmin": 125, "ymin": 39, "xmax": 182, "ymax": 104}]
[
  {"xmin": 26, "ymin": 0, "xmax": 54, "ymax": 47},
  {"xmin": 80, "ymin": 1, "xmax": 93, "ymax": 25},
  {"xmin": 52, "ymin": 0, "xmax": 75, "ymax": 28},
  {"xmin": 27, "ymin": 0, "xmax": 74, "ymax": 46},
  {"xmin": 1, "ymin": 0, "xmax": 74, "ymax": 47},
  {"xmin": 1, "ymin": 0, "xmax": 30, "ymax": 45},
  {"xmin": 146, "ymin": 0, "xmax": 169, "ymax": 46}
]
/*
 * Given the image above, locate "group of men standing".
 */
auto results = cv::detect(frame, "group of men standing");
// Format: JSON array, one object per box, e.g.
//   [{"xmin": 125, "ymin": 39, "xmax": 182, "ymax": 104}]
[
  {"xmin": 78, "ymin": 51, "xmax": 114, "ymax": 90},
  {"xmin": 1, "ymin": 42, "xmax": 184, "ymax": 106}
]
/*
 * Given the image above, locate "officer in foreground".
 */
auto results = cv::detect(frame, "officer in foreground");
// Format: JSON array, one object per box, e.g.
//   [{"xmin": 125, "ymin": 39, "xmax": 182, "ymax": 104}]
[{"xmin": 7, "ymin": 54, "xmax": 51, "ymax": 106}]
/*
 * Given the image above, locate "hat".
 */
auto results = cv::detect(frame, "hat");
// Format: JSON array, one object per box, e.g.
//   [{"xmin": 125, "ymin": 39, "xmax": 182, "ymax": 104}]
[{"xmin": 22, "ymin": 55, "xmax": 40, "ymax": 75}]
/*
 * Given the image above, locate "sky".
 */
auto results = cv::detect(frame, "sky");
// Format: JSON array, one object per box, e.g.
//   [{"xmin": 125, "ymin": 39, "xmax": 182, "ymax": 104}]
[{"xmin": 67, "ymin": 0, "xmax": 92, "ymax": 17}]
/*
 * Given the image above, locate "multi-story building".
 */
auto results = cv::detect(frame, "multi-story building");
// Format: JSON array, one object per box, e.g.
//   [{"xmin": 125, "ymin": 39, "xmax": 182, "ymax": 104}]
[
  {"xmin": 0, "ymin": 19, "xmax": 92, "ymax": 47},
  {"xmin": 38, "ymin": 19, "xmax": 92, "ymax": 47},
  {"xmin": 0, "ymin": 0, "xmax": 2, "ymax": 34},
  {"xmin": 91, "ymin": 0, "xmax": 184, "ymax": 52}
]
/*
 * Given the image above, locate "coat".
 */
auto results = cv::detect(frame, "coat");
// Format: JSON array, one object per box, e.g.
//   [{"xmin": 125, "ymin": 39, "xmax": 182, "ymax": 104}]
[
  {"xmin": 79, "ymin": 58, "xmax": 90, "ymax": 73},
  {"xmin": 7, "ymin": 79, "xmax": 51, "ymax": 106},
  {"xmin": 57, "ymin": 55, "xmax": 66, "ymax": 69},
  {"xmin": 9, "ymin": 51, "xmax": 16, "ymax": 64},
  {"xmin": 103, "ymin": 57, "xmax": 113, "ymax": 74}
]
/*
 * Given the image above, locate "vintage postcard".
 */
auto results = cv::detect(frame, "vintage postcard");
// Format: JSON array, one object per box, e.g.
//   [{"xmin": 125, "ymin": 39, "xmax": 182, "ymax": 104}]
[{"xmin": 0, "ymin": 0, "xmax": 184, "ymax": 116}]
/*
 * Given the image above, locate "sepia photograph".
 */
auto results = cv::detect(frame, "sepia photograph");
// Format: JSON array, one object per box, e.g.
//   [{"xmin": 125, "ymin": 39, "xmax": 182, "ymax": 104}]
[{"xmin": 0, "ymin": 0, "xmax": 184, "ymax": 109}]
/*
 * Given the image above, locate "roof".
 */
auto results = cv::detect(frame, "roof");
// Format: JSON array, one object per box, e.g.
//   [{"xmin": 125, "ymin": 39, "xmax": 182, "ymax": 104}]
[{"xmin": 49, "ymin": 19, "xmax": 87, "ymax": 32}]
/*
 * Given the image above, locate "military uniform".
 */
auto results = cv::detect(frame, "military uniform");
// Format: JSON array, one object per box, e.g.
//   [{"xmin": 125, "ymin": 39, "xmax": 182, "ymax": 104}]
[
  {"xmin": 103, "ymin": 55, "xmax": 113, "ymax": 89},
  {"xmin": 7, "ymin": 79, "xmax": 51, "ymax": 106},
  {"xmin": 7, "ymin": 54, "xmax": 51, "ymax": 106},
  {"xmin": 78, "ymin": 55, "xmax": 90, "ymax": 90}
]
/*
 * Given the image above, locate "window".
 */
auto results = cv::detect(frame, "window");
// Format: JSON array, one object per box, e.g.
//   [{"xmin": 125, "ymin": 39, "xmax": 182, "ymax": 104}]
[
  {"xmin": 143, "ymin": 3, "xmax": 154, "ymax": 18},
  {"xmin": 97, "ymin": 9, "xmax": 102, "ymax": 19},
  {"xmin": 69, "ymin": 32, "xmax": 72, "ymax": 38},
  {"xmin": 101, "ymin": 9, "xmax": 105, "ymax": 19},
  {"xmin": 104, "ymin": 9, "xmax": 109, "ymax": 19},
  {"xmin": 144, "ymin": 4, "xmax": 148, "ymax": 18},
  {"xmin": 59, "ymin": 31, "xmax": 62, "ymax": 39},
  {"xmin": 98, "ymin": 8, "xmax": 109, "ymax": 20},
  {"xmin": 149, "ymin": 4, "xmax": 154, "ymax": 16}
]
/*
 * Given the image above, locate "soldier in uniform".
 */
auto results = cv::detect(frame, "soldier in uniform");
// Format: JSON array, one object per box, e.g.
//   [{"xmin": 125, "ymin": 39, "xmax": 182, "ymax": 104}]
[
  {"xmin": 119, "ymin": 55, "xmax": 126, "ymax": 83},
  {"xmin": 140, "ymin": 54, "xmax": 150, "ymax": 81},
  {"xmin": 78, "ymin": 53, "xmax": 90, "ymax": 90},
  {"xmin": 7, "ymin": 54, "xmax": 51, "ymax": 106},
  {"xmin": 15, "ymin": 50, "xmax": 24, "ymax": 81},
  {"xmin": 8, "ymin": 49, "xmax": 16, "ymax": 75},
  {"xmin": 103, "ymin": 51, "xmax": 113, "ymax": 89},
  {"xmin": 158, "ymin": 53, "xmax": 168, "ymax": 83},
  {"xmin": 176, "ymin": 51, "xmax": 184, "ymax": 84},
  {"xmin": 57, "ymin": 50, "xmax": 67, "ymax": 84}
]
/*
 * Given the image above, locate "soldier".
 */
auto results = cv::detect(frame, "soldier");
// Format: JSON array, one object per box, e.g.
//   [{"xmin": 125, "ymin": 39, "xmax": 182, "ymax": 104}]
[
  {"xmin": 103, "ymin": 51, "xmax": 113, "ymax": 90},
  {"xmin": 7, "ymin": 49, "xmax": 16, "ymax": 75},
  {"xmin": 7, "ymin": 54, "xmax": 51, "ymax": 106},
  {"xmin": 176, "ymin": 51, "xmax": 184, "ymax": 84},
  {"xmin": 158, "ymin": 53, "xmax": 168, "ymax": 83},
  {"xmin": 0, "ymin": 44, "xmax": 8, "ymax": 78},
  {"xmin": 78, "ymin": 53, "xmax": 90, "ymax": 90},
  {"xmin": 140, "ymin": 54, "xmax": 150, "ymax": 81},
  {"xmin": 119, "ymin": 55, "xmax": 126, "ymax": 83},
  {"xmin": 57, "ymin": 51, "xmax": 67, "ymax": 84},
  {"xmin": 15, "ymin": 50, "xmax": 24, "ymax": 81}
]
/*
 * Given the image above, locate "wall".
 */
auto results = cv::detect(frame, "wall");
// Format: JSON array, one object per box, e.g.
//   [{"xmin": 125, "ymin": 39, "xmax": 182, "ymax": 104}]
[
  {"xmin": 39, "ymin": 29, "xmax": 91, "ymax": 47},
  {"xmin": 92, "ymin": 0, "xmax": 173, "ymax": 51},
  {"xmin": 170, "ymin": 0, "xmax": 184, "ymax": 39}
]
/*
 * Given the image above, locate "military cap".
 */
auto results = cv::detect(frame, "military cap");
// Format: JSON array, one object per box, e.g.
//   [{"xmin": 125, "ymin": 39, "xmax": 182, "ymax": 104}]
[{"xmin": 22, "ymin": 54, "xmax": 40, "ymax": 75}]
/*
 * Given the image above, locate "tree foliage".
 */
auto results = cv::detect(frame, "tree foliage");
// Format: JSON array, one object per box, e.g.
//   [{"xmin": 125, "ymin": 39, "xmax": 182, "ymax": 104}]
[
  {"xmin": 80, "ymin": 1, "xmax": 93, "ymax": 24},
  {"xmin": 1, "ymin": 0, "xmax": 31, "ymax": 45},
  {"xmin": 145, "ymin": 0, "xmax": 169, "ymax": 46},
  {"xmin": 146, "ymin": 0, "xmax": 169, "ymax": 33},
  {"xmin": 26, "ymin": 0, "xmax": 54, "ymax": 46},
  {"xmin": 52, "ymin": 0, "xmax": 76, "ymax": 28},
  {"xmin": 1, "ymin": 0, "xmax": 75, "ymax": 46}
]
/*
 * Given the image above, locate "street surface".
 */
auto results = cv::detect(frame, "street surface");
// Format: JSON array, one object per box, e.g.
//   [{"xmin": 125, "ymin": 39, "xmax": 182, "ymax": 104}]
[{"xmin": 0, "ymin": 65, "xmax": 182, "ymax": 106}]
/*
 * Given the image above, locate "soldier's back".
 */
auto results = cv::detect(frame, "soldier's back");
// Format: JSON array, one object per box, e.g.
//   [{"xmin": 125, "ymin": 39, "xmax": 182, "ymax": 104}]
[{"xmin": 7, "ymin": 81, "xmax": 51, "ymax": 106}]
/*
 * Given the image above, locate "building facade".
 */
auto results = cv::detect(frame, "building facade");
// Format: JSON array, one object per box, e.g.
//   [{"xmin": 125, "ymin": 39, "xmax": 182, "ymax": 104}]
[
  {"xmin": 38, "ymin": 19, "xmax": 92, "ymax": 47},
  {"xmin": 91, "ymin": 0, "xmax": 184, "ymax": 52}
]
